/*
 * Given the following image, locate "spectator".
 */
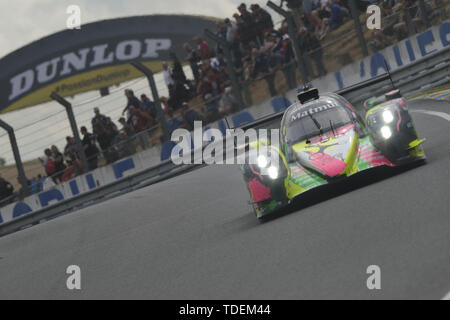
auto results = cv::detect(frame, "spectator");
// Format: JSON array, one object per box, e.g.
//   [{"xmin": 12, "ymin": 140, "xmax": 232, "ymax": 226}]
[
  {"xmin": 37, "ymin": 174, "xmax": 45, "ymax": 189},
  {"xmin": 170, "ymin": 52, "xmax": 191, "ymax": 108},
  {"xmin": 261, "ymin": 32, "xmax": 277, "ymax": 53},
  {"xmin": 372, "ymin": 2, "xmax": 400, "ymax": 48},
  {"xmin": 251, "ymin": 48, "xmax": 278, "ymax": 97},
  {"xmin": 166, "ymin": 109, "xmax": 184, "ymax": 134},
  {"xmin": 215, "ymin": 21, "xmax": 228, "ymax": 61},
  {"xmin": 224, "ymin": 18, "xmax": 243, "ymax": 68},
  {"xmin": 283, "ymin": 0, "xmax": 304, "ymax": 29},
  {"xmin": 181, "ymin": 102, "xmax": 204, "ymax": 131},
  {"xmin": 183, "ymin": 43, "xmax": 201, "ymax": 84},
  {"xmin": 219, "ymin": 86, "xmax": 240, "ymax": 116},
  {"xmin": 198, "ymin": 60, "xmax": 213, "ymax": 81},
  {"xmin": 140, "ymin": 94, "xmax": 157, "ymax": 120},
  {"xmin": 64, "ymin": 136, "xmax": 78, "ymax": 160},
  {"xmin": 197, "ymin": 70, "xmax": 223, "ymax": 101},
  {"xmin": 209, "ymin": 57, "xmax": 222, "ymax": 72},
  {"xmin": 279, "ymin": 34, "xmax": 297, "ymax": 89},
  {"xmin": 159, "ymin": 96, "xmax": 171, "ymax": 113},
  {"xmin": 122, "ymin": 89, "xmax": 142, "ymax": 120},
  {"xmin": 336, "ymin": 0, "xmax": 350, "ymax": 16},
  {"xmin": 237, "ymin": 3, "xmax": 258, "ymax": 46},
  {"xmin": 115, "ymin": 131, "xmax": 136, "ymax": 158},
  {"xmin": 242, "ymin": 59, "xmax": 252, "ymax": 81},
  {"xmin": 31, "ymin": 177, "xmax": 42, "ymax": 194},
  {"xmin": 203, "ymin": 93, "xmax": 221, "ymax": 123},
  {"xmin": 389, "ymin": 0, "xmax": 428, "ymax": 40},
  {"xmin": 299, "ymin": 27, "xmax": 328, "ymax": 77},
  {"xmin": 170, "ymin": 52, "xmax": 187, "ymax": 85},
  {"xmin": 80, "ymin": 126, "xmax": 100, "ymax": 170},
  {"xmin": 250, "ymin": 4, "xmax": 274, "ymax": 43},
  {"xmin": 39, "ymin": 148, "xmax": 56, "ymax": 178},
  {"xmin": 92, "ymin": 107, "xmax": 117, "ymax": 136},
  {"xmin": 119, "ymin": 117, "xmax": 136, "ymax": 138},
  {"xmin": 194, "ymin": 36, "xmax": 212, "ymax": 60},
  {"xmin": 30, "ymin": 176, "xmax": 43, "ymax": 194},
  {"xmin": 207, "ymin": 70, "xmax": 223, "ymax": 97},
  {"xmin": 216, "ymin": 20, "xmax": 228, "ymax": 41},
  {"xmin": 320, "ymin": 0, "xmax": 344, "ymax": 39},
  {"xmin": 51, "ymin": 145, "xmax": 66, "ymax": 182},
  {"xmin": 91, "ymin": 109, "xmax": 118, "ymax": 164},
  {"xmin": 317, "ymin": 0, "xmax": 332, "ymax": 22},
  {"xmin": 162, "ymin": 61, "xmax": 175, "ymax": 90},
  {"xmin": 0, "ymin": 174, "xmax": 14, "ymax": 203},
  {"xmin": 304, "ymin": 0, "xmax": 326, "ymax": 35},
  {"xmin": 197, "ymin": 75, "xmax": 212, "ymax": 100},
  {"xmin": 94, "ymin": 108, "xmax": 118, "ymax": 134},
  {"xmin": 130, "ymin": 105, "xmax": 152, "ymax": 150},
  {"xmin": 61, "ymin": 158, "xmax": 82, "ymax": 183}
]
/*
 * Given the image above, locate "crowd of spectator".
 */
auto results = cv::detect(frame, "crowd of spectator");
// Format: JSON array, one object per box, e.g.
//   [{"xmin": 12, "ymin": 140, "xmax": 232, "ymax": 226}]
[
  {"xmin": 30, "ymin": 84, "xmax": 208, "ymax": 189},
  {"xmin": 31, "ymin": 89, "xmax": 160, "ymax": 187},
  {"xmin": 372, "ymin": 0, "xmax": 434, "ymax": 50},
  {"xmin": 161, "ymin": 1, "xmax": 338, "ymax": 114}
]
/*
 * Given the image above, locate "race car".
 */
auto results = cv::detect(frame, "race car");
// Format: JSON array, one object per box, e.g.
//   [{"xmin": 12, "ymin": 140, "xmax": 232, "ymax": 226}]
[{"xmin": 240, "ymin": 86, "xmax": 426, "ymax": 219}]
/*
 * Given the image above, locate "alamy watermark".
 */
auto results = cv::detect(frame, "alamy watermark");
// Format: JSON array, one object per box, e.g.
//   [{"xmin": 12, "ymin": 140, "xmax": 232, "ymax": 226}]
[
  {"xmin": 366, "ymin": 5, "xmax": 381, "ymax": 30},
  {"xmin": 66, "ymin": 265, "xmax": 81, "ymax": 290},
  {"xmin": 366, "ymin": 265, "xmax": 381, "ymax": 290},
  {"xmin": 66, "ymin": 5, "xmax": 81, "ymax": 30},
  {"xmin": 170, "ymin": 121, "xmax": 280, "ymax": 175}
]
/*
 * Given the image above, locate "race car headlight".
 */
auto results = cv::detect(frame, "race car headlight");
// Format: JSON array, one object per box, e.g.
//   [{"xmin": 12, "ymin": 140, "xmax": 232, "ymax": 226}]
[
  {"xmin": 380, "ymin": 126, "xmax": 392, "ymax": 139},
  {"xmin": 267, "ymin": 166, "xmax": 279, "ymax": 180},
  {"xmin": 382, "ymin": 110, "xmax": 394, "ymax": 124},
  {"xmin": 257, "ymin": 154, "xmax": 269, "ymax": 168}
]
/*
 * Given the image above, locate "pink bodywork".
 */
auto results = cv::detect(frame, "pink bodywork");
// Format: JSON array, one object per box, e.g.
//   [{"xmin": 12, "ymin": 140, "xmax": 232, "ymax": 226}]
[{"xmin": 248, "ymin": 178, "xmax": 272, "ymax": 202}]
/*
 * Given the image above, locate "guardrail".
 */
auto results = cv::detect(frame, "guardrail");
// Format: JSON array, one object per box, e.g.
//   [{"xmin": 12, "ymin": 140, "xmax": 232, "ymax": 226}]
[
  {"xmin": 1, "ymin": 44, "xmax": 448, "ymax": 238},
  {"xmin": 0, "ymin": 159, "xmax": 204, "ymax": 237},
  {"xmin": 342, "ymin": 46, "xmax": 450, "ymax": 108}
]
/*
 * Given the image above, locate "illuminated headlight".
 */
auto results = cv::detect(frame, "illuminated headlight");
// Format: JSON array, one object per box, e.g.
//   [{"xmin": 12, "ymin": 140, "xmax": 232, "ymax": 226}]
[
  {"xmin": 380, "ymin": 126, "xmax": 392, "ymax": 139},
  {"xmin": 257, "ymin": 154, "xmax": 269, "ymax": 168},
  {"xmin": 382, "ymin": 110, "xmax": 394, "ymax": 123},
  {"xmin": 267, "ymin": 166, "xmax": 279, "ymax": 180}
]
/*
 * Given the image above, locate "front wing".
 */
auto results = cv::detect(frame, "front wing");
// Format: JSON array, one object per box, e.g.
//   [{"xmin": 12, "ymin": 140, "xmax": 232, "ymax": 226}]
[{"xmin": 245, "ymin": 135, "xmax": 425, "ymax": 219}]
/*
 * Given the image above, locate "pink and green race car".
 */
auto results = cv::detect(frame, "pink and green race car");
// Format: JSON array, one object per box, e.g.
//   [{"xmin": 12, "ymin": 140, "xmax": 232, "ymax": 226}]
[{"xmin": 240, "ymin": 86, "xmax": 426, "ymax": 219}]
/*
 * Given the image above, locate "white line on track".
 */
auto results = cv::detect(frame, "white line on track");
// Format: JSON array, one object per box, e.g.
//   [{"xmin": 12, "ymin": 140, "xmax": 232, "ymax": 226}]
[
  {"xmin": 411, "ymin": 109, "xmax": 450, "ymax": 122},
  {"xmin": 414, "ymin": 108, "xmax": 450, "ymax": 300}
]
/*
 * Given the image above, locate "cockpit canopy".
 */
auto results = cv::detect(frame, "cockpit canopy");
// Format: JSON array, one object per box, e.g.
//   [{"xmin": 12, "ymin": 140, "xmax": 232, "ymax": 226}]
[{"xmin": 281, "ymin": 95, "xmax": 354, "ymax": 147}]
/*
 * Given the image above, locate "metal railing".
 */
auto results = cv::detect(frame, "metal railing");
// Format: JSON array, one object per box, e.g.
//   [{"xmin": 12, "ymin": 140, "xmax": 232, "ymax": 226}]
[{"xmin": 340, "ymin": 46, "xmax": 450, "ymax": 109}]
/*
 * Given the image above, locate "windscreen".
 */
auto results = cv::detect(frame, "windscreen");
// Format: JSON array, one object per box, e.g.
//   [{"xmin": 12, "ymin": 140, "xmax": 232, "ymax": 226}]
[{"xmin": 285, "ymin": 100, "xmax": 352, "ymax": 145}]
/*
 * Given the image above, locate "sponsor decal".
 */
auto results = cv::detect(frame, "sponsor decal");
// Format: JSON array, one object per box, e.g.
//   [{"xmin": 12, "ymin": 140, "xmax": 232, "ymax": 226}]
[
  {"xmin": 7, "ymin": 38, "xmax": 171, "ymax": 102},
  {"xmin": 290, "ymin": 102, "xmax": 338, "ymax": 121}
]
